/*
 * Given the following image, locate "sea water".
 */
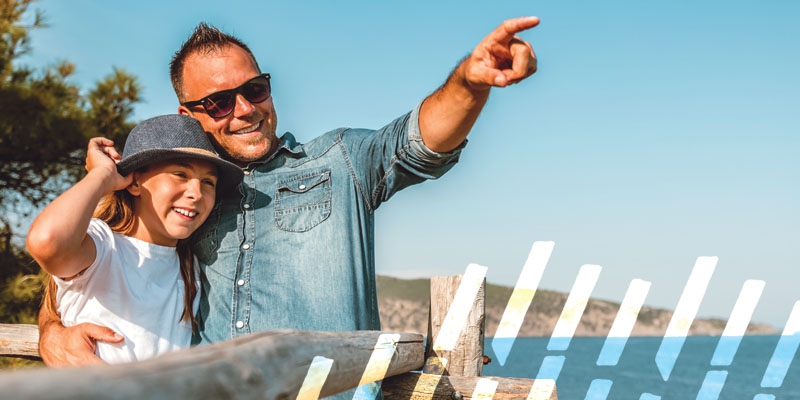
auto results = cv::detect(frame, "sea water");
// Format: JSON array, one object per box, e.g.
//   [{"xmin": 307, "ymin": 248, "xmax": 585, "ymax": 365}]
[{"xmin": 482, "ymin": 336, "xmax": 800, "ymax": 399}]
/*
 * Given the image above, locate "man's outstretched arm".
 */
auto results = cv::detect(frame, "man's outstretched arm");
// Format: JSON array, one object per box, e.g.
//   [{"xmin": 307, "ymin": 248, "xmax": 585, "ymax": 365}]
[
  {"xmin": 419, "ymin": 16, "xmax": 539, "ymax": 152},
  {"xmin": 37, "ymin": 305, "xmax": 123, "ymax": 366}
]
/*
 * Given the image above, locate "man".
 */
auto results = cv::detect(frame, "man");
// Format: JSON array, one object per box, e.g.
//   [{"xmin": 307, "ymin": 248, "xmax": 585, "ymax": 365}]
[{"xmin": 38, "ymin": 16, "xmax": 538, "ymax": 366}]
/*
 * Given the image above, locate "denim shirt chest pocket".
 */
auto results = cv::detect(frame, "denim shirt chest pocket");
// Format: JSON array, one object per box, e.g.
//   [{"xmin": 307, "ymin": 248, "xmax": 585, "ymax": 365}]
[{"xmin": 274, "ymin": 169, "xmax": 332, "ymax": 232}]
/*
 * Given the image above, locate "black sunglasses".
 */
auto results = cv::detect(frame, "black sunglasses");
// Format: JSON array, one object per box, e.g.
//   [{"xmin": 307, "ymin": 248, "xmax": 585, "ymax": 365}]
[{"xmin": 182, "ymin": 73, "xmax": 271, "ymax": 118}]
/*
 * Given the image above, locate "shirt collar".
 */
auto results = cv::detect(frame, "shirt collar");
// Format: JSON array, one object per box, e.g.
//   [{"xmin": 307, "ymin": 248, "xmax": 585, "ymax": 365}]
[{"xmin": 244, "ymin": 132, "xmax": 302, "ymax": 169}]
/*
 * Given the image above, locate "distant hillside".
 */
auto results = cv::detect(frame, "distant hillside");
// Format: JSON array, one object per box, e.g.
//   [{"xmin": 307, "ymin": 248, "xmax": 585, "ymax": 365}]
[{"xmin": 376, "ymin": 275, "xmax": 777, "ymax": 337}]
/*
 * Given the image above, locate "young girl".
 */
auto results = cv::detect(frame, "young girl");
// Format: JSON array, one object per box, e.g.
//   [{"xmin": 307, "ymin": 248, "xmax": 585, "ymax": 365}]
[{"xmin": 27, "ymin": 114, "xmax": 242, "ymax": 363}]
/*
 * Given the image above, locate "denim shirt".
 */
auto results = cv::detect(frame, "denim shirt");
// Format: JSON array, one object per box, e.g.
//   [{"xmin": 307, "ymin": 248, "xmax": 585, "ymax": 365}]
[{"xmin": 191, "ymin": 103, "xmax": 465, "ymax": 343}]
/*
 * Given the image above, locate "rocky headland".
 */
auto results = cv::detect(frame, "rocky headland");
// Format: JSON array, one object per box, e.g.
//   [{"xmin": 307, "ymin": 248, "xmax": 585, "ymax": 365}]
[{"xmin": 376, "ymin": 275, "xmax": 777, "ymax": 337}]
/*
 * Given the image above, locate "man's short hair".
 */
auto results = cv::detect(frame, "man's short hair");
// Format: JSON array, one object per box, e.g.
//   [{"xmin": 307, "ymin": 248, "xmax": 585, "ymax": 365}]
[{"xmin": 169, "ymin": 23, "xmax": 261, "ymax": 102}]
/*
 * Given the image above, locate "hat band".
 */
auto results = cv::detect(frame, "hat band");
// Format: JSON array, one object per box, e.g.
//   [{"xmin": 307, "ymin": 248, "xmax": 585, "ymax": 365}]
[{"xmin": 173, "ymin": 147, "xmax": 221, "ymax": 159}]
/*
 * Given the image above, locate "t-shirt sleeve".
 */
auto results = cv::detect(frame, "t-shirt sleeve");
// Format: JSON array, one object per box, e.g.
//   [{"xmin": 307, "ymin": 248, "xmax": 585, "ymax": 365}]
[{"xmin": 52, "ymin": 218, "xmax": 113, "ymax": 288}]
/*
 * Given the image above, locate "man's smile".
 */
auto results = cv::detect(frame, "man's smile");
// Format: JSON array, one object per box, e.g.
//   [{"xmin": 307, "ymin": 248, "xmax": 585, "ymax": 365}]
[{"xmin": 231, "ymin": 120, "xmax": 262, "ymax": 135}]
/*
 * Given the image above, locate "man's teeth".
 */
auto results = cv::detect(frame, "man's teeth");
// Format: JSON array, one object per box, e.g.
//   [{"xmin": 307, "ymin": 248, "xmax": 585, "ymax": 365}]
[
  {"xmin": 174, "ymin": 208, "xmax": 197, "ymax": 217},
  {"xmin": 232, "ymin": 121, "xmax": 262, "ymax": 134}
]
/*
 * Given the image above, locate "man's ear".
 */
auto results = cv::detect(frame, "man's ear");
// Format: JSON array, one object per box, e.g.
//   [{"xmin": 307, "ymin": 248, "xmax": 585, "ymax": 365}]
[
  {"xmin": 178, "ymin": 105, "xmax": 192, "ymax": 116},
  {"xmin": 126, "ymin": 174, "xmax": 142, "ymax": 196}
]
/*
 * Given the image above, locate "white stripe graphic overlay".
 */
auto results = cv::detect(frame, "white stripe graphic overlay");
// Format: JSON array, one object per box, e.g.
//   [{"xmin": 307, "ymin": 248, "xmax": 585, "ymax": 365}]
[
  {"xmin": 761, "ymin": 300, "xmax": 800, "ymax": 388},
  {"xmin": 696, "ymin": 370, "xmax": 727, "ymax": 400},
  {"xmin": 585, "ymin": 379, "xmax": 613, "ymax": 399},
  {"xmin": 597, "ymin": 279, "xmax": 651, "ymax": 366},
  {"xmin": 413, "ymin": 265, "xmax": 486, "ymax": 400},
  {"xmin": 492, "ymin": 241, "xmax": 554, "ymax": 365},
  {"xmin": 296, "ymin": 356, "xmax": 334, "ymax": 400},
  {"xmin": 711, "ymin": 280, "xmax": 765, "ymax": 366},
  {"xmin": 472, "ymin": 378, "xmax": 499, "ymax": 400},
  {"xmin": 492, "ymin": 242, "xmax": 555, "ymax": 365},
  {"xmin": 529, "ymin": 355, "xmax": 562, "ymax": 399},
  {"xmin": 528, "ymin": 379, "xmax": 557, "ymax": 400},
  {"xmin": 639, "ymin": 394, "xmax": 661, "ymax": 400},
  {"xmin": 433, "ymin": 263, "xmax": 488, "ymax": 351},
  {"xmin": 548, "ymin": 264, "xmax": 602, "ymax": 351},
  {"xmin": 351, "ymin": 333, "xmax": 401, "ymax": 400},
  {"xmin": 655, "ymin": 256, "xmax": 718, "ymax": 381}
]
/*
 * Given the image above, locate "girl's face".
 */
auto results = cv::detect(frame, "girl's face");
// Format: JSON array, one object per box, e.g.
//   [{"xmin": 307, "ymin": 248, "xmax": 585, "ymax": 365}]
[{"xmin": 128, "ymin": 159, "xmax": 218, "ymax": 246}]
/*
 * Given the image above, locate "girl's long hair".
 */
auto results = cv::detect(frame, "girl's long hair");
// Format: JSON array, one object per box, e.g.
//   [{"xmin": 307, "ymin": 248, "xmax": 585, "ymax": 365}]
[{"xmin": 42, "ymin": 186, "xmax": 199, "ymax": 331}]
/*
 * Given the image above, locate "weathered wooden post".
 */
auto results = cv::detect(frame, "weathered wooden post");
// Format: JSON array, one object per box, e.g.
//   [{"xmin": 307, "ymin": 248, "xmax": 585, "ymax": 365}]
[
  {"xmin": 382, "ymin": 274, "xmax": 557, "ymax": 399},
  {"xmin": 423, "ymin": 274, "xmax": 486, "ymax": 377}
]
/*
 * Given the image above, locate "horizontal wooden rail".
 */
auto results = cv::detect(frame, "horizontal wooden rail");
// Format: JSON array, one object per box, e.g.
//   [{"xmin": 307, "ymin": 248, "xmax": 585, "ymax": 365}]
[
  {"xmin": 0, "ymin": 329, "xmax": 424, "ymax": 399},
  {"xmin": 0, "ymin": 323, "xmax": 39, "ymax": 360},
  {"xmin": 1, "ymin": 270, "xmax": 558, "ymax": 400},
  {"xmin": 384, "ymin": 373, "xmax": 557, "ymax": 400}
]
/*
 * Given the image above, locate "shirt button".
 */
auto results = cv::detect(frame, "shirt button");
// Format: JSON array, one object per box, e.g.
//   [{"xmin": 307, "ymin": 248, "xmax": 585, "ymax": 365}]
[
  {"xmin": 236, "ymin": 321, "xmax": 244, "ymax": 329},
  {"xmin": 243, "ymin": 204, "xmax": 251, "ymax": 209},
  {"xmin": 242, "ymin": 244, "xmax": 250, "ymax": 250},
  {"xmin": 299, "ymin": 184, "xmax": 307, "ymax": 190},
  {"xmin": 237, "ymin": 279, "xmax": 245, "ymax": 286},
  {"xmin": 243, "ymin": 170, "xmax": 251, "ymax": 175}
]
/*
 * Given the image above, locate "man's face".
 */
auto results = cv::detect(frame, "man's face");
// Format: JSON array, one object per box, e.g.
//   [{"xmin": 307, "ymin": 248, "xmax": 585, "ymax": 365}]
[{"xmin": 178, "ymin": 45, "xmax": 278, "ymax": 166}]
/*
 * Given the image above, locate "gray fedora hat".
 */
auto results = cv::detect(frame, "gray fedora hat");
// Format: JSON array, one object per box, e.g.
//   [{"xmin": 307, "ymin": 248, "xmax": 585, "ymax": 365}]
[{"xmin": 116, "ymin": 114, "xmax": 243, "ymax": 192}]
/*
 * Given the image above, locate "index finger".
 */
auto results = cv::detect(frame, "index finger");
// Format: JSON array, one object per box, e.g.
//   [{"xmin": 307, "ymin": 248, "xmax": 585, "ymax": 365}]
[
  {"xmin": 88, "ymin": 137, "xmax": 121, "ymax": 160},
  {"xmin": 87, "ymin": 137, "xmax": 114, "ymax": 150},
  {"xmin": 104, "ymin": 146, "xmax": 123, "ymax": 162},
  {"xmin": 486, "ymin": 16, "xmax": 540, "ymax": 43}
]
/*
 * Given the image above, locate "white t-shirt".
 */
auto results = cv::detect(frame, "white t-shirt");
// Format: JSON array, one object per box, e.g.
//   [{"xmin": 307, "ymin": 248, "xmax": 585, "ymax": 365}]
[{"xmin": 54, "ymin": 218, "xmax": 199, "ymax": 363}]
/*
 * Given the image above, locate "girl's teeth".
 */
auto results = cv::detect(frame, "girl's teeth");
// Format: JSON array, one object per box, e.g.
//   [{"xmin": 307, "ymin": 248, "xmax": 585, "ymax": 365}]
[{"xmin": 175, "ymin": 208, "xmax": 197, "ymax": 217}]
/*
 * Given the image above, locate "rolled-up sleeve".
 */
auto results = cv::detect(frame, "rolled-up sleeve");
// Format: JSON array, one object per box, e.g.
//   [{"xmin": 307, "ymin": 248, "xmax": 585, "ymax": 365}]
[
  {"xmin": 339, "ymin": 101, "xmax": 468, "ymax": 209},
  {"xmin": 404, "ymin": 101, "xmax": 468, "ymax": 168}
]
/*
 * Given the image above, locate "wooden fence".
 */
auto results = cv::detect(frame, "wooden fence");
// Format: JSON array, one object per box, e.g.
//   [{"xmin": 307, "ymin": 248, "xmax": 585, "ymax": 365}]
[{"xmin": 0, "ymin": 276, "xmax": 557, "ymax": 399}]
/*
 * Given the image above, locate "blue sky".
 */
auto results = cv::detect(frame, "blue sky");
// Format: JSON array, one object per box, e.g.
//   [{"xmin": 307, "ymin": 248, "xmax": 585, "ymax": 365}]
[{"xmin": 21, "ymin": 1, "xmax": 799, "ymax": 328}]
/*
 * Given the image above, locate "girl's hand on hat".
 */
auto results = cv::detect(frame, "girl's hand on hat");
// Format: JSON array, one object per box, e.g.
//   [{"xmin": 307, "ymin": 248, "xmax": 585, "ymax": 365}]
[{"xmin": 85, "ymin": 137, "xmax": 133, "ymax": 192}]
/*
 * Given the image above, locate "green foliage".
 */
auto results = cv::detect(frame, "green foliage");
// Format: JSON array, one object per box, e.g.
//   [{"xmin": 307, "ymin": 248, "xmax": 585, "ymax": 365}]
[
  {"xmin": 0, "ymin": 213, "xmax": 43, "ymax": 321},
  {"xmin": 0, "ymin": 0, "xmax": 141, "ymax": 211},
  {"xmin": 88, "ymin": 67, "xmax": 139, "ymax": 143},
  {"xmin": 0, "ymin": 270, "xmax": 47, "ymax": 325},
  {"xmin": 0, "ymin": 0, "xmax": 141, "ymax": 329},
  {"xmin": 0, "ymin": 358, "xmax": 43, "ymax": 369}
]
